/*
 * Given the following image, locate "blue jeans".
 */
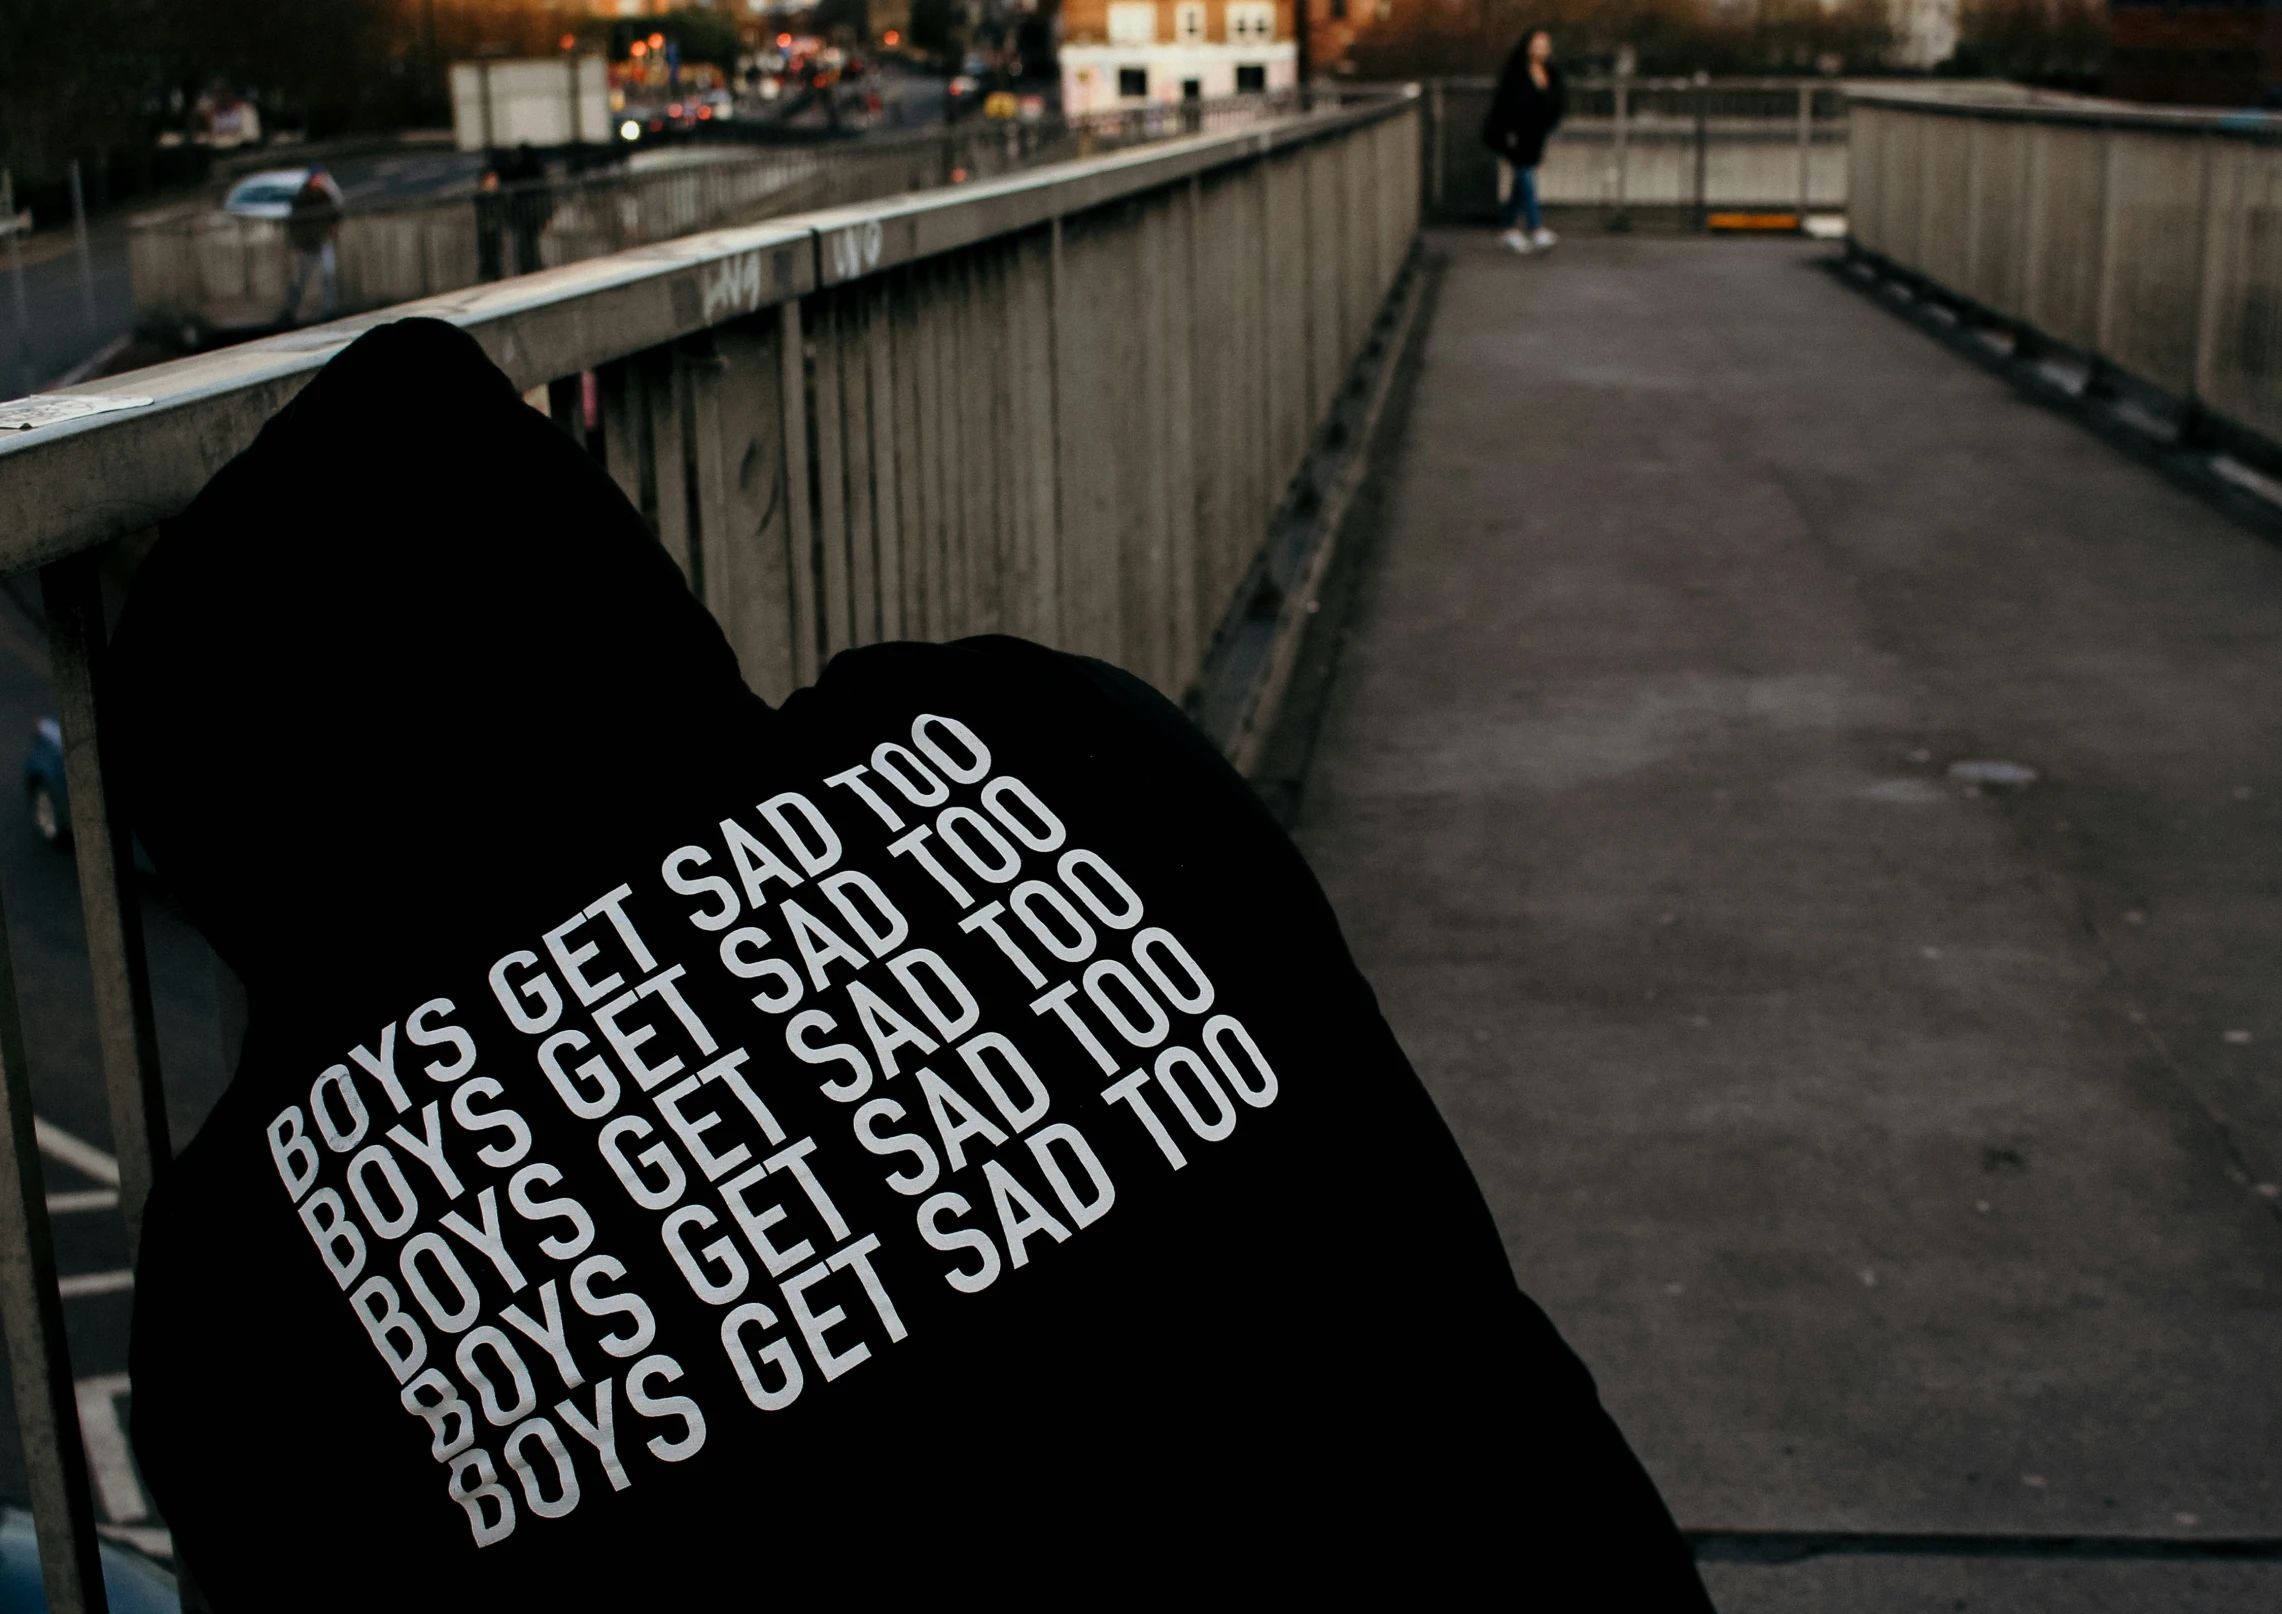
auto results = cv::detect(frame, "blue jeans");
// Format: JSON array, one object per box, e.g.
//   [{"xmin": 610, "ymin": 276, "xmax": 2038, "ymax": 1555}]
[
  {"xmin": 281, "ymin": 240, "xmax": 338, "ymax": 324},
  {"xmin": 1500, "ymin": 164, "xmax": 1541, "ymax": 233}
]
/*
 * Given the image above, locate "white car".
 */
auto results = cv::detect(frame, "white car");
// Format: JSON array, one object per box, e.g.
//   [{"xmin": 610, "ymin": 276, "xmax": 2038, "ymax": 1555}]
[{"xmin": 220, "ymin": 168, "xmax": 331, "ymax": 219}]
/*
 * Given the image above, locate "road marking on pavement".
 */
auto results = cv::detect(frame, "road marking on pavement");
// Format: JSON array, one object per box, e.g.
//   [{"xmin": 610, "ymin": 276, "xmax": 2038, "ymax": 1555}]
[
  {"xmin": 35, "ymin": 1118, "xmax": 120, "ymax": 1187},
  {"xmin": 35, "ymin": 1122, "xmax": 134, "ymax": 1299},
  {"xmin": 46, "ymin": 1189, "xmax": 119, "ymax": 1213},
  {"xmin": 75, "ymin": 1374, "xmax": 150, "ymax": 1527},
  {"xmin": 98, "ymin": 1524, "xmax": 172, "ymax": 1559}
]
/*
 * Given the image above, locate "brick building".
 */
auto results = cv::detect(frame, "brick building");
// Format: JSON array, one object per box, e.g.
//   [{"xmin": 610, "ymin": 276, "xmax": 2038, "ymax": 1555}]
[{"xmin": 1059, "ymin": 0, "xmax": 1300, "ymax": 110}]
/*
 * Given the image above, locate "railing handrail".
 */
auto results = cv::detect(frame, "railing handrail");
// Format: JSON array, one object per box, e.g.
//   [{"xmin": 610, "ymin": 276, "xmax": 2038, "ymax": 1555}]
[
  {"xmin": 127, "ymin": 89, "xmax": 1316, "ymax": 234},
  {"xmin": 1846, "ymin": 83, "xmax": 2282, "ymax": 466},
  {"xmin": 1845, "ymin": 85, "xmax": 2282, "ymax": 139},
  {"xmin": 1422, "ymin": 74, "xmax": 1878, "ymax": 92},
  {"xmin": 0, "ymin": 92, "xmax": 1414, "ymax": 580}
]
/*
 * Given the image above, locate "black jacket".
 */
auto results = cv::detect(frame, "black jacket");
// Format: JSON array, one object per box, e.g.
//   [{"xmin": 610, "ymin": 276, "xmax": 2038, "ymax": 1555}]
[
  {"xmin": 1483, "ymin": 49, "xmax": 1566, "ymax": 168},
  {"xmin": 118, "ymin": 319, "xmax": 1710, "ymax": 1608}
]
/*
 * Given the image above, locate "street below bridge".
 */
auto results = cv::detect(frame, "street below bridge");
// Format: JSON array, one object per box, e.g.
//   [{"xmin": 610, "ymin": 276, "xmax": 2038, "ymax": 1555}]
[
  {"xmin": 1283, "ymin": 230, "xmax": 2282, "ymax": 1610},
  {"xmin": 0, "ymin": 575, "xmax": 233, "ymax": 1559}
]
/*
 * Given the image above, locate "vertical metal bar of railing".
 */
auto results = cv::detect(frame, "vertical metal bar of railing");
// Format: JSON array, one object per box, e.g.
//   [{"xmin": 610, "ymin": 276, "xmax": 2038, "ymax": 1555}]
[
  {"xmin": 4, "ymin": 170, "xmax": 32, "ymax": 399},
  {"xmin": 1613, "ymin": 76, "xmax": 1630, "ymax": 224},
  {"xmin": 2090, "ymin": 121, "xmax": 2120, "ymax": 385},
  {"xmin": 1046, "ymin": 213, "xmax": 1071, "ymax": 643},
  {"xmin": 68, "ymin": 162, "xmax": 97, "ymax": 335},
  {"xmin": 1428, "ymin": 82, "xmax": 1446, "ymax": 211},
  {"xmin": 1796, "ymin": 85, "xmax": 1812, "ymax": 213},
  {"xmin": 1693, "ymin": 78, "xmax": 1710, "ymax": 230},
  {"xmin": 777, "ymin": 297, "xmax": 821, "ymax": 687},
  {"xmin": 41, "ymin": 555, "xmax": 170, "ymax": 1258},
  {"xmin": 1911, "ymin": 107, "xmax": 1933, "ymax": 276},
  {"xmin": 1965, "ymin": 116, "xmax": 1985, "ymax": 304},
  {"xmin": 2017, "ymin": 119, "xmax": 2045, "ymax": 349},
  {"xmin": 37, "ymin": 539, "xmax": 166, "ymax": 1596},
  {"xmin": 2181, "ymin": 128, "xmax": 2220, "ymax": 441},
  {"xmin": 0, "ymin": 884, "xmax": 107, "ymax": 1614}
]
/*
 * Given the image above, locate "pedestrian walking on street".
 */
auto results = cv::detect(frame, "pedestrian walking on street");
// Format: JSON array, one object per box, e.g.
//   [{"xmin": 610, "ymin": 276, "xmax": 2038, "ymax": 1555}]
[
  {"xmin": 474, "ymin": 169, "xmax": 508, "ymax": 283},
  {"xmin": 1483, "ymin": 29, "xmax": 1564, "ymax": 254},
  {"xmin": 279, "ymin": 165, "xmax": 344, "ymax": 324},
  {"xmin": 476, "ymin": 146, "xmax": 553, "ymax": 283},
  {"xmin": 503, "ymin": 143, "xmax": 553, "ymax": 277}
]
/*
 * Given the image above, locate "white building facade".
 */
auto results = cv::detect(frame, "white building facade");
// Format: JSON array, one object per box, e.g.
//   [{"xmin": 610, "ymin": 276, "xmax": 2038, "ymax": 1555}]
[{"xmin": 1061, "ymin": 1, "xmax": 1298, "ymax": 113}]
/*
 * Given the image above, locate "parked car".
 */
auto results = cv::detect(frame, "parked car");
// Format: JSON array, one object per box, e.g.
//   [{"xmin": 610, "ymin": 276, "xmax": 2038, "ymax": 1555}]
[
  {"xmin": 24, "ymin": 718, "xmax": 67, "ymax": 848},
  {"xmin": 0, "ymin": 1501, "xmax": 178, "ymax": 1611},
  {"xmin": 220, "ymin": 169, "xmax": 318, "ymax": 219}
]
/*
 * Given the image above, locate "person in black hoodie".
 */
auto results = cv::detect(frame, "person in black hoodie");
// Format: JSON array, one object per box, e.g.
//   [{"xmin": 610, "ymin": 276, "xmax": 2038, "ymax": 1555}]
[
  {"xmin": 116, "ymin": 319, "xmax": 1710, "ymax": 1607},
  {"xmin": 1483, "ymin": 29, "xmax": 1566, "ymax": 255}
]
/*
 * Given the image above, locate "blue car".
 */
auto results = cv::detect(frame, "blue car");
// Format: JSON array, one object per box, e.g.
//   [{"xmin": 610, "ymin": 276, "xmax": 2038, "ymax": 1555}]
[
  {"xmin": 23, "ymin": 719, "xmax": 67, "ymax": 849},
  {"xmin": 22, "ymin": 716, "xmax": 67, "ymax": 844},
  {"xmin": 0, "ymin": 1503, "xmax": 178, "ymax": 1612}
]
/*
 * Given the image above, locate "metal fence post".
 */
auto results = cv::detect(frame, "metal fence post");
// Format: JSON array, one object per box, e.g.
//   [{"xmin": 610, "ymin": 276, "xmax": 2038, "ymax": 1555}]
[
  {"xmin": 2090, "ymin": 121, "xmax": 2120, "ymax": 384},
  {"xmin": 1693, "ymin": 73, "xmax": 1710, "ymax": 230},
  {"xmin": 2016, "ymin": 117, "xmax": 2044, "ymax": 343},
  {"xmin": 4, "ymin": 170, "xmax": 31, "ymax": 398},
  {"xmin": 1614, "ymin": 74, "xmax": 1630, "ymax": 225},
  {"xmin": 776, "ymin": 297, "xmax": 820, "ymax": 687},
  {"xmin": 68, "ymin": 161, "xmax": 97, "ymax": 334},
  {"xmin": 41, "ymin": 555, "xmax": 170, "ymax": 1258},
  {"xmin": 1964, "ymin": 115, "xmax": 1984, "ymax": 302},
  {"xmin": 1797, "ymin": 83, "xmax": 1812, "ymax": 212},
  {"xmin": 1428, "ymin": 81, "xmax": 1446, "ymax": 211},
  {"xmin": 0, "ymin": 880, "xmax": 109, "ymax": 1614},
  {"xmin": 2181, "ymin": 128, "xmax": 2221, "ymax": 442}
]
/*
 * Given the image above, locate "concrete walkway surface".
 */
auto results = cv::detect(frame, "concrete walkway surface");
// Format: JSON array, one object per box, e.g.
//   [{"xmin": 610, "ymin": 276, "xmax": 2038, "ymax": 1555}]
[{"xmin": 1290, "ymin": 230, "xmax": 2282, "ymax": 1611}]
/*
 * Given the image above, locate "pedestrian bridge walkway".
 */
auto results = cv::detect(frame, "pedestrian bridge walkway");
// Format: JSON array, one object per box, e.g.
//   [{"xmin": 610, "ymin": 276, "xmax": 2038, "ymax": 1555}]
[{"xmin": 1289, "ymin": 229, "xmax": 2282, "ymax": 1611}]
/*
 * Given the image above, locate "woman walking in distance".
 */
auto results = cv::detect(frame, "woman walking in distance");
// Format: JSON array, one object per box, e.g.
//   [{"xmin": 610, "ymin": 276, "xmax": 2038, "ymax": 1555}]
[{"xmin": 1483, "ymin": 28, "xmax": 1565, "ymax": 254}]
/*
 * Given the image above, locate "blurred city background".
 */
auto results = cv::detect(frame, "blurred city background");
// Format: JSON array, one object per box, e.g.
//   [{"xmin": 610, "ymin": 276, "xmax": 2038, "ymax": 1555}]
[{"xmin": 1, "ymin": 0, "xmax": 2271, "ymax": 400}]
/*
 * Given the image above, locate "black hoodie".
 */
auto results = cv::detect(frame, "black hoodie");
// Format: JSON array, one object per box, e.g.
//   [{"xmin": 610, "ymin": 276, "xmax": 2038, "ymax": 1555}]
[{"xmin": 116, "ymin": 319, "xmax": 1709, "ymax": 1607}]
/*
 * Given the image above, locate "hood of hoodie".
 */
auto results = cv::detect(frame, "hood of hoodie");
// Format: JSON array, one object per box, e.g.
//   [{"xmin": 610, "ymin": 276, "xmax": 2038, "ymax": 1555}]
[{"xmin": 110, "ymin": 318, "xmax": 770, "ymax": 998}]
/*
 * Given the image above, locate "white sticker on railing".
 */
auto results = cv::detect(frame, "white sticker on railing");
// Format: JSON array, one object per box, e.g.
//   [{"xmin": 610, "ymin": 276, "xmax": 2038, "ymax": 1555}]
[{"xmin": 0, "ymin": 394, "xmax": 153, "ymax": 434}]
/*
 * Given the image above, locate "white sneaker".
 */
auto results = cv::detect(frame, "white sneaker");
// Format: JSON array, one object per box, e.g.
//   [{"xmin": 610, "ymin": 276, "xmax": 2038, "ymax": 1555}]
[
  {"xmin": 1499, "ymin": 228, "xmax": 1534, "ymax": 254},
  {"xmin": 1531, "ymin": 227, "xmax": 1558, "ymax": 248}
]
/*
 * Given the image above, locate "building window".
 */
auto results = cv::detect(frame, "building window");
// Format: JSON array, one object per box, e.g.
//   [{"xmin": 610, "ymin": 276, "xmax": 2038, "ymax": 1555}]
[
  {"xmin": 1236, "ymin": 63, "xmax": 1267, "ymax": 92},
  {"xmin": 1329, "ymin": 0, "xmax": 1346, "ymax": 18},
  {"xmin": 1108, "ymin": 2, "xmax": 1157, "ymax": 44},
  {"xmin": 1182, "ymin": 78, "xmax": 1202, "ymax": 99},
  {"xmin": 1118, "ymin": 66, "xmax": 1149, "ymax": 97},
  {"xmin": 1227, "ymin": 1, "xmax": 1274, "ymax": 42},
  {"xmin": 1175, "ymin": 1, "xmax": 1205, "ymax": 42}
]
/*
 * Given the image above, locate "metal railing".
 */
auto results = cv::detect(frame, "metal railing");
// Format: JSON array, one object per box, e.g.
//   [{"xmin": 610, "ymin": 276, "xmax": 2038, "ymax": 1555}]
[
  {"xmin": 0, "ymin": 89, "xmax": 1421, "ymax": 1611},
  {"xmin": 1421, "ymin": 75, "xmax": 1855, "ymax": 221},
  {"xmin": 1848, "ymin": 89, "xmax": 2282, "ymax": 455},
  {"xmin": 128, "ymin": 92, "xmax": 1303, "ymax": 343}
]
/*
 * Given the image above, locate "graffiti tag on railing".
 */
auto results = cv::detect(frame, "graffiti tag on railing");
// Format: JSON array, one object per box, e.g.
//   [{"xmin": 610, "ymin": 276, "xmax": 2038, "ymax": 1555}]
[
  {"xmin": 702, "ymin": 251, "xmax": 769, "ymax": 324},
  {"xmin": 828, "ymin": 221, "xmax": 885, "ymax": 283}
]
